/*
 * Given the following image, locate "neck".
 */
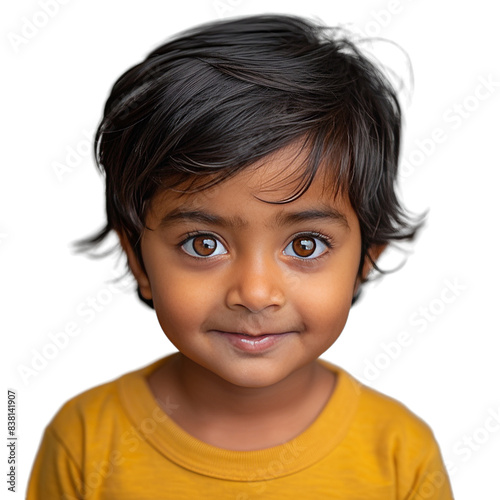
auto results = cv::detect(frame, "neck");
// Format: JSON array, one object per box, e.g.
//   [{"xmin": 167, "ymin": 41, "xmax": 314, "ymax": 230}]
[
  {"xmin": 149, "ymin": 353, "xmax": 335, "ymax": 450},
  {"xmin": 177, "ymin": 353, "xmax": 321, "ymax": 416}
]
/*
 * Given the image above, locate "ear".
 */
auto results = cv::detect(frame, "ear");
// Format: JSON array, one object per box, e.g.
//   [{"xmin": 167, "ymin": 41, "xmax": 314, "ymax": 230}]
[
  {"xmin": 118, "ymin": 232, "xmax": 153, "ymax": 301},
  {"xmin": 353, "ymin": 244, "xmax": 387, "ymax": 298},
  {"xmin": 359, "ymin": 243, "xmax": 387, "ymax": 282}
]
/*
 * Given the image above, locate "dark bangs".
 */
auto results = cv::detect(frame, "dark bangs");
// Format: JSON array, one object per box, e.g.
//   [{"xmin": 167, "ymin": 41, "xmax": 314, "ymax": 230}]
[{"xmin": 81, "ymin": 14, "xmax": 421, "ymax": 283}]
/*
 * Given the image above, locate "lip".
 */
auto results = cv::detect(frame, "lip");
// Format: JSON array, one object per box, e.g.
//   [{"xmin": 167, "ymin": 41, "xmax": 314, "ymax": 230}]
[{"xmin": 211, "ymin": 330, "xmax": 293, "ymax": 353}]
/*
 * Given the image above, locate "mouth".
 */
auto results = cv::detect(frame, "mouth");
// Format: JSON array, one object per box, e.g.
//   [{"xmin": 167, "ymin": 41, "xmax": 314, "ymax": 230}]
[{"xmin": 210, "ymin": 330, "xmax": 294, "ymax": 353}]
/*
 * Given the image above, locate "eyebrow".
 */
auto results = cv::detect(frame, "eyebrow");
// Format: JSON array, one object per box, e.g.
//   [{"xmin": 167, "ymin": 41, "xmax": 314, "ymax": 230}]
[
  {"xmin": 159, "ymin": 209, "xmax": 247, "ymax": 228},
  {"xmin": 158, "ymin": 206, "xmax": 349, "ymax": 230},
  {"xmin": 273, "ymin": 207, "xmax": 350, "ymax": 229}
]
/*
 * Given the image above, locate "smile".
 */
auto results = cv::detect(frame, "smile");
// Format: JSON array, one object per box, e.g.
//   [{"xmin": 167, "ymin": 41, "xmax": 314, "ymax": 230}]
[{"xmin": 212, "ymin": 331, "xmax": 293, "ymax": 353}]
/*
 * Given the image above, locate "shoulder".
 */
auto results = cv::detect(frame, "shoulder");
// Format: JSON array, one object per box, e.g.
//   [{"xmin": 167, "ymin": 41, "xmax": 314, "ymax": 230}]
[
  {"xmin": 340, "ymin": 368, "xmax": 446, "ymax": 480},
  {"xmin": 324, "ymin": 361, "xmax": 440, "ymax": 451},
  {"xmin": 50, "ymin": 377, "xmax": 120, "ymax": 430},
  {"xmin": 321, "ymin": 362, "xmax": 453, "ymax": 497},
  {"xmin": 357, "ymin": 382, "xmax": 436, "ymax": 442},
  {"xmin": 353, "ymin": 383, "xmax": 453, "ymax": 497}
]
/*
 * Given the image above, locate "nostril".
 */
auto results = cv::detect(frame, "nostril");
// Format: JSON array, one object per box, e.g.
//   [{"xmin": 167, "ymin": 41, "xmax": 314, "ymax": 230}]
[{"xmin": 225, "ymin": 267, "xmax": 286, "ymax": 313}]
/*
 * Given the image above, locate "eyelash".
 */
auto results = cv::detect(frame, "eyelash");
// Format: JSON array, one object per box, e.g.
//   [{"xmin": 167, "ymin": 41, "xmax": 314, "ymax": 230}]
[
  {"xmin": 178, "ymin": 231, "xmax": 227, "ymax": 260},
  {"xmin": 177, "ymin": 231, "xmax": 334, "ymax": 260},
  {"xmin": 285, "ymin": 232, "xmax": 333, "ymax": 262}
]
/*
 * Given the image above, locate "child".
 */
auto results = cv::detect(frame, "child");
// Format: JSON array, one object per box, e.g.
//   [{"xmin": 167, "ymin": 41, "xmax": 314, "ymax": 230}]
[{"xmin": 27, "ymin": 14, "xmax": 453, "ymax": 499}]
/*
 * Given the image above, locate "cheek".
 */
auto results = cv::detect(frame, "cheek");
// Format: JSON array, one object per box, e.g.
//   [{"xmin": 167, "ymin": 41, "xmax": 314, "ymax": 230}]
[
  {"xmin": 298, "ymin": 287, "xmax": 352, "ymax": 330},
  {"xmin": 147, "ymin": 266, "xmax": 218, "ymax": 334},
  {"xmin": 291, "ymin": 266, "xmax": 357, "ymax": 332}
]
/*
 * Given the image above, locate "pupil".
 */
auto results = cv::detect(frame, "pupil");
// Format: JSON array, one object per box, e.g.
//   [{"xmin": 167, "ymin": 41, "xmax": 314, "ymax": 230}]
[
  {"xmin": 293, "ymin": 238, "xmax": 315, "ymax": 257},
  {"xmin": 194, "ymin": 236, "xmax": 216, "ymax": 256}
]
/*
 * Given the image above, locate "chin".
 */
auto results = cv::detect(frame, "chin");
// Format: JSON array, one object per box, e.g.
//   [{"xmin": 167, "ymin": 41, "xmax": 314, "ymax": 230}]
[{"xmin": 216, "ymin": 364, "xmax": 298, "ymax": 390}]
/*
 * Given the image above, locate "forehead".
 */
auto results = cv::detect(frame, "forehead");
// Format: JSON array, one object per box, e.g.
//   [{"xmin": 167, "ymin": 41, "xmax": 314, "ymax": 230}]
[{"xmin": 147, "ymin": 144, "xmax": 356, "ymax": 229}]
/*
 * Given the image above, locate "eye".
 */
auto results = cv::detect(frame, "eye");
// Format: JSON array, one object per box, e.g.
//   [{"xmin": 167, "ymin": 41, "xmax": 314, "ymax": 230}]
[
  {"xmin": 181, "ymin": 234, "xmax": 227, "ymax": 258},
  {"xmin": 283, "ymin": 235, "xmax": 329, "ymax": 259}
]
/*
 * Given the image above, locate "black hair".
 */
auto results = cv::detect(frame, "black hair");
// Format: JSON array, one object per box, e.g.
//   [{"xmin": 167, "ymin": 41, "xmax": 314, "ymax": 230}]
[{"xmin": 79, "ymin": 14, "xmax": 423, "ymax": 307}]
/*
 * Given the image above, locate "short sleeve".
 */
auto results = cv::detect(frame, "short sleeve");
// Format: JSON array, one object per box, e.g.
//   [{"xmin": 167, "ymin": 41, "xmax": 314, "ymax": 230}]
[
  {"xmin": 27, "ymin": 426, "xmax": 83, "ymax": 500},
  {"xmin": 404, "ymin": 437, "xmax": 454, "ymax": 500}
]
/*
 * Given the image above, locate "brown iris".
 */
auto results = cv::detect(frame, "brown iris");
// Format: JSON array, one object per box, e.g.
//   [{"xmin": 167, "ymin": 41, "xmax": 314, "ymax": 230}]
[
  {"xmin": 192, "ymin": 236, "xmax": 217, "ymax": 256},
  {"xmin": 292, "ymin": 237, "xmax": 316, "ymax": 257}
]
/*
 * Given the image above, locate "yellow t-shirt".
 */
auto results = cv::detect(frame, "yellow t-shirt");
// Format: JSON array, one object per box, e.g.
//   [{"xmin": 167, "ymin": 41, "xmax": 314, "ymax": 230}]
[{"xmin": 27, "ymin": 356, "xmax": 453, "ymax": 499}]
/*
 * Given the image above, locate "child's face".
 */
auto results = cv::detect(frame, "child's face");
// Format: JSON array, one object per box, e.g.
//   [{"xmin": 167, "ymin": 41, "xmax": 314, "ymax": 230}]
[{"xmin": 126, "ymin": 147, "xmax": 364, "ymax": 388}]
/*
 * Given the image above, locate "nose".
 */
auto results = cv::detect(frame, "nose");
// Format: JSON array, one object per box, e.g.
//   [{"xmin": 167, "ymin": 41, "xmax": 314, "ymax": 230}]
[{"xmin": 225, "ymin": 252, "xmax": 286, "ymax": 313}]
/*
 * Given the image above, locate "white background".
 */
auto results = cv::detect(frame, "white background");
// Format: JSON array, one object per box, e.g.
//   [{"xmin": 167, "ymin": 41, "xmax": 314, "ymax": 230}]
[{"xmin": 2, "ymin": 0, "xmax": 499, "ymax": 497}]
